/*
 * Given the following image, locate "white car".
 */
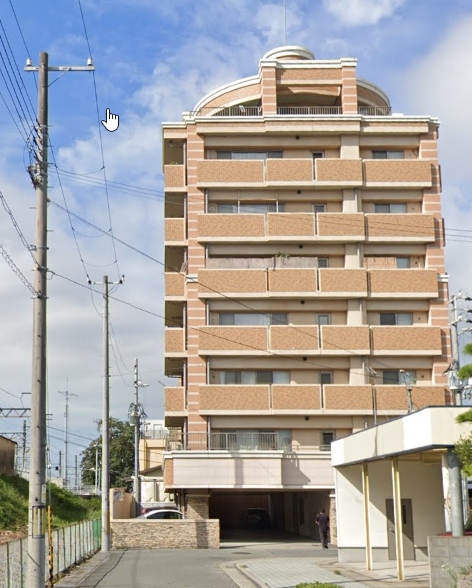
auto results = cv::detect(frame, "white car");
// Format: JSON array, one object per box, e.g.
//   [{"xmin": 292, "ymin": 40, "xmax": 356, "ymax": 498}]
[{"xmin": 137, "ymin": 508, "xmax": 185, "ymax": 520}]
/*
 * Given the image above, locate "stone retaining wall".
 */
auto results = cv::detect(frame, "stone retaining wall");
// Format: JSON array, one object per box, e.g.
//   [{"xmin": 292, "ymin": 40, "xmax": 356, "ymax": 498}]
[
  {"xmin": 111, "ymin": 519, "xmax": 220, "ymax": 549},
  {"xmin": 428, "ymin": 536, "xmax": 472, "ymax": 588}
]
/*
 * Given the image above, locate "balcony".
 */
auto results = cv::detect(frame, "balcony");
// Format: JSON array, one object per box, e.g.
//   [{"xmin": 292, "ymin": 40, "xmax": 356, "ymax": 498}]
[
  {"xmin": 368, "ymin": 269, "xmax": 438, "ymax": 298},
  {"xmin": 269, "ymin": 326, "xmax": 318, "ymax": 352},
  {"xmin": 319, "ymin": 269, "xmax": 368, "ymax": 296},
  {"xmin": 198, "ymin": 269, "xmax": 267, "ymax": 297},
  {"xmin": 165, "ymin": 272, "xmax": 186, "ymax": 298},
  {"xmin": 198, "ymin": 326, "xmax": 268, "ymax": 354},
  {"xmin": 165, "ymin": 328, "xmax": 186, "ymax": 355},
  {"xmin": 191, "ymin": 105, "xmax": 262, "ymax": 117},
  {"xmin": 165, "ymin": 218, "xmax": 186, "ymax": 243},
  {"xmin": 164, "ymin": 164, "xmax": 186, "ymax": 190},
  {"xmin": 315, "ymin": 159, "xmax": 363, "ymax": 185},
  {"xmin": 267, "ymin": 213, "xmax": 314, "ymax": 237},
  {"xmin": 358, "ymin": 106, "xmax": 392, "ymax": 116},
  {"xmin": 199, "ymin": 385, "xmax": 270, "ymax": 413},
  {"xmin": 363, "ymin": 160, "xmax": 432, "ymax": 187},
  {"xmin": 198, "ymin": 214, "xmax": 265, "ymax": 240},
  {"xmin": 164, "ymin": 387, "xmax": 186, "ymax": 413},
  {"xmin": 196, "ymin": 160, "xmax": 264, "ymax": 186},
  {"xmin": 366, "ymin": 214, "xmax": 435, "ymax": 242},
  {"xmin": 321, "ymin": 326, "xmax": 370, "ymax": 354},
  {"xmin": 370, "ymin": 326, "xmax": 442, "ymax": 355},
  {"xmin": 268, "ymin": 269, "xmax": 317, "ymax": 295},
  {"xmin": 277, "ymin": 106, "xmax": 342, "ymax": 116},
  {"xmin": 317, "ymin": 213, "xmax": 365, "ymax": 240},
  {"xmin": 265, "ymin": 159, "xmax": 314, "ymax": 183},
  {"xmin": 272, "ymin": 384, "xmax": 321, "ymax": 411}
]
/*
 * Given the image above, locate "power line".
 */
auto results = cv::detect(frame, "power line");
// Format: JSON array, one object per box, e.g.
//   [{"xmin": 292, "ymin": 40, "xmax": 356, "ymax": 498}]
[{"xmin": 0, "ymin": 244, "xmax": 37, "ymax": 295}]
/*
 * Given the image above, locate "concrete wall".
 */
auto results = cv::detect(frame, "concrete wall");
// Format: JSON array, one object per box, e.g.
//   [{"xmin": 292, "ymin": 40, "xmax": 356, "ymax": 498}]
[
  {"xmin": 111, "ymin": 519, "xmax": 220, "ymax": 549},
  {"xmin": 428, "ymin": 536, "xmax": 472, "ymax": 588},
  {"xmin": 111, "ymin": 489, "xmax": 134, "ymax": 519},
  {"xmin": 336, "ymin": 459, "xmax": 445, "ymax": 562}
]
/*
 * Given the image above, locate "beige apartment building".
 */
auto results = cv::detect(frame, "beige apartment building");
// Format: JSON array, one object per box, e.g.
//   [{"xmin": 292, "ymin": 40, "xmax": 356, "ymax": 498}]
[{"xmin": 161, "ymin": 46, "xmax": 451, "ymax": 538}]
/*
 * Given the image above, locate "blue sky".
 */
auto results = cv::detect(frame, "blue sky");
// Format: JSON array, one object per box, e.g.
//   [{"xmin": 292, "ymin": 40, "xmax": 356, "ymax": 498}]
[{"xmin": 1, "ymin": 0, "xmax": 472, "ymax": 478}]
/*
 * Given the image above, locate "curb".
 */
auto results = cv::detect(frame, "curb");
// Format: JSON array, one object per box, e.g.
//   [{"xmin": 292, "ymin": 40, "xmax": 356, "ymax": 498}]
[{"xmin": 54, "ymin": 552, "xmax": 113, "ymax": 587}]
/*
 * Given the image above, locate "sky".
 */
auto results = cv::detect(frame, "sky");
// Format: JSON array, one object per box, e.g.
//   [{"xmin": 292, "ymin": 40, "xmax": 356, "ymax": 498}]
[{"xmin": 1, "ymin": 0, "xmax": 472, "ymax": 480}]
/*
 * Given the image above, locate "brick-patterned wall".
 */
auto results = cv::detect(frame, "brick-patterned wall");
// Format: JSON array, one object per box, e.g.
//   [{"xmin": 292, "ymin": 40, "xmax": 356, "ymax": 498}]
[
  {"xmin": 187, "ymin": 494, "xmax": 210, "ymax": 520},
  {"xmin": 268, "ymin": 269, "xmax": 317, "ymax": 292},
  {"xmin": 165, "ymin": 328, "xmax": 185, "ymax": 353},
  {"xmin": 319, "ymin": 269, "xmax": 367, "ymax": 293},
  {"xmin": 276, "ymin": 67, "xmax": 342, "ymax": 81},
  {"xmin": 267, "ymin": 213, "xmax": 315, "ymax": 236},
  {"xmin": 164, "ymin": 165, "xmax": 186, "ymax": 188},
  {"xmin": 317, "ymin": 213, "xmax": 365, "ymax": 237},
  {"xmin": 321, "ymin": 326, "xmax": 370, "ymax": 352},
  {"xmin": 111, "ymin": 520, "xmax": 219, "ymax": 549},
  {"xmin": 316, "ymin": 159, "xmax": 363, "ymax": 182},
  {"xmin": 164, "ymin": 458, "xmax": 173, "ymax": 488},
  {"xmin": 270, "ymin": 325, "xmax": 318, "ymax": 350},
  {"xmin": 366, "ymin": 213, "xmax": 435, "ymax": 240},
  {"xmin": 329, "ymin": 493, "xmax": 337, "ymax": 545},
  {"xmin": 198, "ymin": 214, "xmax": 265, "ymax": 238},
  {"xmin": 341, "ymin": 65, "xmax": 358, "ymax": 115},
  {"xmin": 324, "ymin": 386, "xmax": 373, "ymax": 409},
  {"xmin": 199, "ymin": 385, "xmax": 270, "ymax": 411},
  {"xmin": 368, "ymin": 269, "xmax": 438, "ymax": 294},
  {"xmin": 371, "ymin": 326, "xmax": 442, "ymax": 352},
  {"xmin": 261, "ymin": 66, "xmax": 277, "ymax": 115},
  {"xmin": 198, "ymin": 269, "xmax": 267, "ymax": 295},
  {"xmin": 364, "ymin": 160, "xmax": 432, "ymax": 184},
  {"xmin": 165, "ymin": 272, "xmax": 185, "ymax": 297},
  {"xmin": 165, "ymin": 387, "xmax": 185, "ymax": 412},
  {"xmin": 165, "ymin": 218, "xmax": 186, "ymax": 242},
  {"xmin": 272, "ymin": 385, "xmax": 321, "ymax": 409},
  {"xmin": 357, "ymin": 85, "xmax": 389, "ymax": 107},
  {"xmin": 375, "ymin": 386, "xmax": 408, "ymax": 410},
  {"xmin": 197, "ymin": 160, "xmax": 264, "ymax": 184},
  {"xmin": 266, "ymin": 158, "xmax": 313, "ymax": 182},
  {"xmin": 411, "ymin": 386, "xmax": 447, "ymax": 407},
  {"xmin": 202, "ymin": 82, "xmax": 260, "ymax": 109},
  {"xmin": 199, "ymin": 326, "xmax": 268, "ymax": 352}
]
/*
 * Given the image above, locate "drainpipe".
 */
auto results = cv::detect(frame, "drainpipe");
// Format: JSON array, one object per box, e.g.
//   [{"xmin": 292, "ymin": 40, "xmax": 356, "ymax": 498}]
[{"xmin": 204, "ymin": 189, "xmax": 208, "ymax": 214}]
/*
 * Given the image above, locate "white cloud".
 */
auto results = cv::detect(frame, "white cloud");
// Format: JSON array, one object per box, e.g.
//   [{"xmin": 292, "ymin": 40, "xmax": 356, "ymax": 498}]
[{"xmin": 323, "ymin": 0, "xmax": 408, "ymax": 27}]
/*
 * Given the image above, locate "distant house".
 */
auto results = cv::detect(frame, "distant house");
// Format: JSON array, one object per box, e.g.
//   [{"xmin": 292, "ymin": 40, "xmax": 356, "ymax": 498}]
[{"xmin": 0, "ymin": 435, "xmax": 17, "ymax": 475}]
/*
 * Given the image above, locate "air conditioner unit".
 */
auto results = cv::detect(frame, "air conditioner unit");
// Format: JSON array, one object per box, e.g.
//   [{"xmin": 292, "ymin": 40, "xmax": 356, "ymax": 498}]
[
  {"xmin": 209, "ymin": 206, "xmax": 216, "ymax": 212},
  {"xmin": 210, "ymin": 316, "xmax": 218, "ymax": 325}
]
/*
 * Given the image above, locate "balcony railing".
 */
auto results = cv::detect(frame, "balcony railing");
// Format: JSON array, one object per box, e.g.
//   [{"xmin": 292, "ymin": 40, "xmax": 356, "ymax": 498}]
[
  {"xmin": 277, "ymin": 106, "xmax": 342, "ymax": 115},
  {"xmin": 358, "ymin": 106, "xmax": 392, "ymax": 116},
  {"xmin": 191, "ymin": 106, "xmax": 262, "ymax": 117}
]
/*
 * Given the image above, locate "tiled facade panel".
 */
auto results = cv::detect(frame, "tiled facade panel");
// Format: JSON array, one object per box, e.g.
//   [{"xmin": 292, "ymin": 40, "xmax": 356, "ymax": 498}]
[
  {"xmin": 371, "ymin": 326, "xmax": 442, "ymax": 352},
  {"xmin": 319, "ymin": 269, "xmax": 367, "ymax": 293},
  {"xmin": 198, "ymin": 269, "xmax": 267, "ymax": 294},
  {"xmin": 165, "ymin": 328, "xmax": 186, "ymax": 353},
  {"xmin": 341, "ymin": 66, "xmax": 358, "ymax": 114},
  {"xmin": 198, "ymin": 326, "xmax": 268, "ymax": 352},
  {"xmin": 267, "ymin": 213, "xmax": 315, "ymax": 236},
  {"xmin": 270, "ymin": 325, "xmax": 318, "ymax": 350},
  {"xmin": 324, "ymin": 386, "xmax": 373, "ymax": 409},
  {"xmin": 202, "ymin": 82, "xmax": 261, "ymax": 109},
  {"xmin": 366, "ymin": 214, "xmax": 435, "ymax": 240},
  {"xmin": 364, "ymin": 160, "xmax": 432, "ymax": 184},
  {"xmin": 165, "ymin": 218, "xmax": 186, "ymax": 242},
  {"xmin": 321, "ymin": 326, "xmax": 370, "ymax": 352},
  {"xmin": 164, "ymin": 459, "xmax": 173, "ymax": 488},
  {"xmin": 272, "ymin": 385, "xmax": 322, "ymax": 409},
  {"xmin": 317, "ymin": 213, "xmax": 365, "ymax": 237},
  {"xmin": 261, "ymin": 66, "xmax": 277, "ymax": 115},
  {"xmin": 409, "ymin": 386, "xmax": 447, "ymax": 408},
  {"xmin": 276, "ymin": 67, "xmax": 342, "ymax": 81},
  {"xmin": 198, "ymin": 214, "xmax": 265, "ymax": 238},
  {"xmin": 165, "ymin": 387, "xmax": 186, "ymax": 412},
  {"xmin": 197, "ymin": 160, "xmax": 264, "ymax": 184},
  {"xmin": 374, "ymin": 386, "xmax": 408, "ymax": 410},
  {"xmin": 266, "ymin": 158, "xmax": 313, "ymax": 181},
  {"xmin": 165, "ymin": 273, "xmax": 186, "ymax": 297},
  {"xmin": 316, "ymin": 158, "xmax": 363, "ymax": 182},
  {"xmin": 368, "ymin": 269, "xmax": 438, "ymax": 294},
  {"xmin": 268, "ymin": 269, "xmax": 317, "ymax": 292},
  {"xmin": 164, "ymin": 164, "xmax": 186, "ymax": 188},
  {"xmin": 357, "ymin": 85, "xmax": 389, "ymax": 107},
  {"xmin": 199, "ymin": 385, "xmax": 270, "ymax": 410}
]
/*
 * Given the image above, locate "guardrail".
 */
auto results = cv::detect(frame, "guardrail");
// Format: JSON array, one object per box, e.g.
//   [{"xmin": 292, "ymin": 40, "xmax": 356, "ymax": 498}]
[
  {"xmin": 277, "ymin": 106, "xmax": 342, "ymax": 115},
  {"xmin": 358, "ymin": 106, "xmax": 392, "ymax": 115},
  {"xmin": 190, "ymin": 106, "xmax": 262, "ymax": 117}
]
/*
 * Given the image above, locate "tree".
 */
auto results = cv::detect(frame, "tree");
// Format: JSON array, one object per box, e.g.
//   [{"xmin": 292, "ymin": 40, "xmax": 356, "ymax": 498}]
[
  {"xmin": 454, "ymin": 408, "xmax": 472, "ymax": 477},
  {"xmin": 457, "ymin": 343, "xmax": 472, "ymax": 381},
  {"xmin": 81, "ymin": 417, "xmax": 134, "ymax": 489}
]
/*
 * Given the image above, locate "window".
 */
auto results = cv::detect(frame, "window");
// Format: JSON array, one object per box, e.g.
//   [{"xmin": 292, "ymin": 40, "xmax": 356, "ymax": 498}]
[
  {"xmin": 312, "ymin": 152, "xmax": 324, "ymax": 160},
  {"xmin": 317, "ymin": 258, "xmax": 329, "ymax": 268},
  {"xmin": 396, "ymin": 257, "xmax": 410, "ymax": 268},
  {"xmin": 382, "ymin": 370, "xmax": 416, "ymax": 385},
  {"xmin": 216, "ymin": 151, "xmax": 283, "ymax": 160},
  {"xmin": 216, "ymin": 202, "xmax": 284, "ymax": 214},
  {"xmin": 372, "ymin": 150, "xmax": 404, "ymax": 159},
  {"xmin": 321, "ymin": 431, "xmax": 335, "ymax": 451},
  {"xmin": 219, "ymin": 312, "xmax": 288, "ymax": 326},
  {"xmin": 374, "ymin": 203, "xmax": 407, "ymax": 213},
  {"xmin": 319, "ymin": 372, "xmax": 333, "ymax": 385},
  {"xmin": 379, "ymin": 313, "xmax": 413, "ymax": 326},
  {"xmin": 313, "ymin": 204, "xmax": 326, "ymax": 214},
  {"xmin": 219, "ymin": 371, "xmax": 290, "ymax": 385},
  {"xmin": 317, "ymin": 314, "xmax": 331, "ymax": 326}
]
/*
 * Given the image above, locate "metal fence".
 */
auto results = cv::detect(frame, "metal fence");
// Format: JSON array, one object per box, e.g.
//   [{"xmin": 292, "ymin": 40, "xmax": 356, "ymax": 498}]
[
  {"xmin": 0, "ymin": 518, "xmax": 101, "ymax": 587},
  {"xmin": 277, "ymin": 106, "xmax": 342, "ymax": 115}
]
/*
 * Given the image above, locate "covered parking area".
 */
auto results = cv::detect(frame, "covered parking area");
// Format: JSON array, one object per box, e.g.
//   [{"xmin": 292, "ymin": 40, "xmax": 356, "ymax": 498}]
[{"xmin": 332, "ymin": 406, "xmax": 471, "ymax": 580}]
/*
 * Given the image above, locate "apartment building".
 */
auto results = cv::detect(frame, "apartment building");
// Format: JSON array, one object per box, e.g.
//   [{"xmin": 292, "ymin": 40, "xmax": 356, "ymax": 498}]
[{"xmin": 161, "ymin": 46, "xmax": 451, "ymax": 538}]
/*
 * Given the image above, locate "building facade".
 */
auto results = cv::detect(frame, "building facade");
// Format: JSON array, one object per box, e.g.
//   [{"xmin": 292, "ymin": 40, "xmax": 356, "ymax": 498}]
[{"xmin": 161, "ymin": 46, "xmax": 451, "ymax": 538}]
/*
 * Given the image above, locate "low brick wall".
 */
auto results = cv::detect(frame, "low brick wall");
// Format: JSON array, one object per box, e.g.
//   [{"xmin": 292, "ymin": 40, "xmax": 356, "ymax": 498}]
[
  {"xmin": 428, "ymin": 536, "xmax": 472, "ymax": 588},
  {"xmin": 111, "ymin": 519, "xmax": 220, "ymax": 549}
]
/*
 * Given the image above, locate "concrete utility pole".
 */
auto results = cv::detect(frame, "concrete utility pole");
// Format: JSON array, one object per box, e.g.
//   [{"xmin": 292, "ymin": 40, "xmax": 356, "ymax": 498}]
[
  {"xmin": 58, "ymin": 379, "xmax": 77, "ymax": 488},
  {"xmin": 130, "ymin": 359, "xmax": 148, "ymax": 516},
  {"xmin": 24, "ymin": 53, "xmax": 94, "ymax": 588},
  {"xmin": 449, "ymin": 294, "xmax": 463, "ymax": 405}
]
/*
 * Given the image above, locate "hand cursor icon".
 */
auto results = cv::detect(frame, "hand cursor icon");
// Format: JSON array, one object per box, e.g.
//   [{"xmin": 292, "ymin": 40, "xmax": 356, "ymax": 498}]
[{"xmin": 101, "ymin": 108, "xmax": 119, "ymax": 132}]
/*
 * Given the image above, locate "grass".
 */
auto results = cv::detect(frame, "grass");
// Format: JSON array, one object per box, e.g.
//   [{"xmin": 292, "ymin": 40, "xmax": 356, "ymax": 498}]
[
  {"xmin": 296, "ymin": 584, "xmax": 340, "ymax": 588},
  {"xmin": 0, "ymin": 473, "xmax": 101, "ymax": 532}
]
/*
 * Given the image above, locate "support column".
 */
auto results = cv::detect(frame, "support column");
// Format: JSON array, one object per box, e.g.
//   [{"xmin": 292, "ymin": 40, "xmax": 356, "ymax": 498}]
[
  {"xmin": 186, "ymin": 491, "xmax": 210, "ymax": 520},
  {"xmin": 447, "ymin": 448, "xmax": 464, "ymax": 536},
  {"xmin": 391, "ymin": 457, "xmax": 404, "ymax": 581},
  {"xmin": 328, "ymin": 493, "xmax": 337, "ymax": 545},
  {"xmin": 362, "ymin": 463, "xmax": 373, "ymax": 571}
]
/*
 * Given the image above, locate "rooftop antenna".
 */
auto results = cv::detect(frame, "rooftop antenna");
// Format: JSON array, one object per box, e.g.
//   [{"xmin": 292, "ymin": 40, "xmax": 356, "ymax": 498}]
[{"xmin": 283, "ymin": 0, "xmax": 287, "ymax": 45}]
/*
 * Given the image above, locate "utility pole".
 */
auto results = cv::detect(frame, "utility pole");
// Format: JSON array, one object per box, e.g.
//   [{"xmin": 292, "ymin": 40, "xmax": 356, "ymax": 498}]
[
  {"xmin": 130, "ymin": 359, "xmax": 148, "ymax": 516},
  {"xmin": 88, "ymin": 274, "xmax": 124, "ymax": 551},
  {"xmin": 24, "ymin": 52, "xmax": 94, "ymax": 588},
  {"xmin": 449, "ymin": 294, "xmax": 463, "ymax": 406},
  {"xmin": 75, "ymin": 455, "xmax": 78, "ymax": 491},
  {"xmin": 58, "ymin": 451, "xmax": 62, "ymax": 479},
  {"xmin": 58, "ymin": 379, "xmax": 77, "ymax": 488}
]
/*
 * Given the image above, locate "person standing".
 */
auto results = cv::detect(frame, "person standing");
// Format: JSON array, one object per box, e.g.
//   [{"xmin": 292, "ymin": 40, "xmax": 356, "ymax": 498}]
[{"xmin": 315, "ymin": 508, "xmax": 330, "ymax": 549}]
